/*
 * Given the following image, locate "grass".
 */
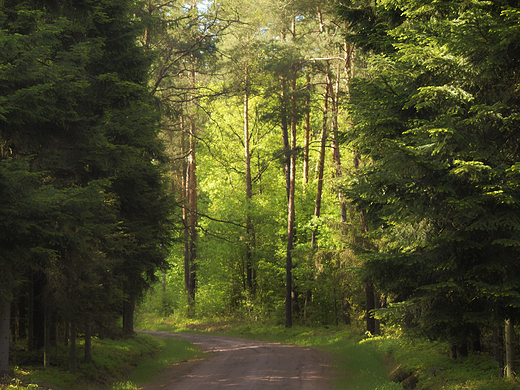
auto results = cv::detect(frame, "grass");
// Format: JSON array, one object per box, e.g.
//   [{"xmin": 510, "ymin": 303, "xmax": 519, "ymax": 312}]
[
  {"xmin": 362, "ymin": 332, "xmax": 520, "ymax": 390},
  {"xmin": 5, "ymin": 313, "xmax": 520, "ymax": 390},
  {"xmin": 3, "ymin": 333, "xmax": 204, "ymax": 390},
  {"xmin": 109, "ymin": 337, "xmax": 204, "ymax": 390},
  {"xmin": 135, "ymin": 313, "xmax": 520, "ymax": 390},
  {"xmin": 134, "ymin": 314, "xmax": 402, "ymax": 390}
]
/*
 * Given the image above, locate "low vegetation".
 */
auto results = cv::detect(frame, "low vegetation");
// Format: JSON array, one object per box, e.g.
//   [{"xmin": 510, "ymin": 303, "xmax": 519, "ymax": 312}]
[
  {"xmin": 134, "ymin": 314, "xmax": 520, "ymax": 390},
  {"xmin": 1, "ymin": 333, "xmax": 203, "ymax": 390},
  {"xmin": 3, "ymin": 310, "xmax": 519, "ymax": 390}
]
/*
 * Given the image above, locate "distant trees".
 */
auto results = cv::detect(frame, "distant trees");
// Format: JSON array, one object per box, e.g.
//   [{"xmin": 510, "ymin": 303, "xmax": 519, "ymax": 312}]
[{"xmin": 0, "ymin": 0, "xmax": 168, "ymax": 373}]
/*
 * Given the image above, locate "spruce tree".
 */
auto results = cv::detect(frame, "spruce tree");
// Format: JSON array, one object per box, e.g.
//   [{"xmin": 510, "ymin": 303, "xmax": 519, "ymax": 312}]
[{"xmin": 342, "ymin": 0, "xmax": 520, "ymax": 360}]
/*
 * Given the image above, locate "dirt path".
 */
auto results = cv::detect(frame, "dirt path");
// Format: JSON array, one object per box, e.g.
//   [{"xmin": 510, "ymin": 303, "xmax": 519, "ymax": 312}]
[{"xmin": 136, "ymin": 329, "xmax": 337, "ymax": 390}]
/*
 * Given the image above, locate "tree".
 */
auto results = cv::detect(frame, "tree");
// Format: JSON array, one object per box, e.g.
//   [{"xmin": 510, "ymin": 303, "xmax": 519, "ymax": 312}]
[
  {"xmin": 0, "ymin": 0, "xmax": 169, "ymax": 370},
  {"xmin": 342, "ymin": 0, "xmax": 520, "ymax": 365}
]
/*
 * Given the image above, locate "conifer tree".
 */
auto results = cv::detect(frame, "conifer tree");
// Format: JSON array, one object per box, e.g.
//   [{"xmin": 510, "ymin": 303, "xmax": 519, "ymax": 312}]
[
  {"xmin": 0, "ymin": 0, "xmax": 169, "ymax": 369},
  {"xmin": 342, "ymin": 0, "xmax": 520, "ymax": 365}
]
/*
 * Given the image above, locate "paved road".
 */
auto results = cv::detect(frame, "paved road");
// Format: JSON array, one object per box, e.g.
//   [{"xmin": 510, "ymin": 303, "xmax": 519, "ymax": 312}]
[{"xmin": 137, "ymin": 330, "xmax": 337, "ymax": 390}]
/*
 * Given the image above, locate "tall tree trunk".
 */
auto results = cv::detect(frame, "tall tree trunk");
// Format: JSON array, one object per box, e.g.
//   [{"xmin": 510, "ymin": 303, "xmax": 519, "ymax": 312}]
[
  {"xmin": 84, "ymin": 317, "xmax": 92, "ymax": 363},
  {"xmin": 285, "ymin": 69, "xmax": 298, "ymax": 328},
  {"xmin": 28, "ymin": 271, "xmax": 45, "ymax": 351},
  {"xmin": 68, "ymin": 321, "xmax": 76, "ymax": 373},
  {"xmin": 162, "ymin": 268, "xmax": 166, "ymax": 295},
  {"xmin": 122, "ymin": 292, "xmax": 135, "ymax": 334},
  {"xmin": 303, "ymin": 74, "xmax": 311, "ymax": 191},
  {"xmin": 330, "ymin": 64, "xmax": 347, "ymax": 223},
  {"xmin": 44, "ymin": 289, "xmax": 50, "ymax": 369},
  {"xmin": 311, "ymin": 69, "xmax": 330, "ymax": 249},
  {"xmin": 505, "ymin": 318, "xmax": 516, "ymax": 378},
  {"xmin": 244, "ymin": 62, "xmax": 254, "ymax": 293},
  {"xmin": 0, "ymin": 297, "xmax": 11, "ymax": 375},
  {"xmin": 354, "ymin": 152, "xmax": 378, "ymax": 334},
  {"xmin": 494, "ymin": 325, "xmax": 505, "ymax": 377},
  {"xmin": 280, "ymin": 74, "xmax": 290, "ymax": 202},
  {"xmin": 280, "ymin": 27, "xmax": 290, "ymax": 202},
  {"xmin": 186, "ymin": 65, "xmax": 198, "ymax": 307},
  {"xmin": 181, "ymin": 115, "xmax": 191, "ymax": 300}
]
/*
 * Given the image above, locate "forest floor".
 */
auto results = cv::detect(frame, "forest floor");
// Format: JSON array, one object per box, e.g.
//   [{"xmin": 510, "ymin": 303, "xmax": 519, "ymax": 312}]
[{"xmin": 135, "ymin": 329, "xmax": 337, "ymax": 390}]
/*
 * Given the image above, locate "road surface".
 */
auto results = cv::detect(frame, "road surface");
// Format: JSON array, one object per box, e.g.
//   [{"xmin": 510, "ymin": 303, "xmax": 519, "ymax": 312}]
[{"xmin": 137, "ymin": 329, "xmax": 337, "ymax": 390}]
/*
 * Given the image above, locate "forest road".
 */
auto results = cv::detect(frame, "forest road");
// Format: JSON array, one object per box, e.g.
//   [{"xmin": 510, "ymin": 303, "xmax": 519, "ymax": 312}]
[{"xmin": 136, "ymin": 329, "xmax": 338, "ymax": 390}]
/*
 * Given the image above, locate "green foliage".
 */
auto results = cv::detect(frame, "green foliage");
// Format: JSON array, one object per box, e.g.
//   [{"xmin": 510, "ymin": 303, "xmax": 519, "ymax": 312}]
[
  {"xmin": 7, "ymin": 334, "xmax": 166, "ymax": 389},
  {"xmin": 110, "ymin": 337, "xmax": 203, "ymax": 389},
  {"xmin": 364, "ymin": 330, "xmax": 520, "ymax": 390},
  {"xmin": 343, "ymin": 0, "xmax": 520, "ymax": 344}
]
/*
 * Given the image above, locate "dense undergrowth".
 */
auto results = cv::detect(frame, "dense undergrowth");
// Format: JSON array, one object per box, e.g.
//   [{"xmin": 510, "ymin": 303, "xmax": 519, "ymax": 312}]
[{"xmin": 3, "ymin": 312, "xmax": 519, "ymax": 390}]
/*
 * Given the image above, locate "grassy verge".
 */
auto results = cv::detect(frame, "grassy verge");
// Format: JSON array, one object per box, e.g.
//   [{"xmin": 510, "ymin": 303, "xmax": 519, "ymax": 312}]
[
  {"xmin": 6, "ymin": 313, "xmax": 520, "ymax": 390},
  {"xmin": 3, "ymin": 333, "xmax": 204, "ymax": 390},
  {"xmin": 135, "ymin": 313, "xmax": 520, "ymax": 390},
  {"xmin": 135, "ymin": 314, "xmax": 401, "ymax": 390}
]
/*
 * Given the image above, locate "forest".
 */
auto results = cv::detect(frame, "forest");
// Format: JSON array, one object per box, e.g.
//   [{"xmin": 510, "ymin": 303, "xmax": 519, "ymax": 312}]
[{"xmin": 1, "ymin": 0, "xmax": 520, "ymax": 385}]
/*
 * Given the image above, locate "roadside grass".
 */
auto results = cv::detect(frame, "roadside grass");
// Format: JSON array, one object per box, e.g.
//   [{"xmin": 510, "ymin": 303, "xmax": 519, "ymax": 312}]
[
  {"xmin": 135, "ymin": 313, "xmax": 520, "ymax": 390},
  {"xmin": 362, "ymin": 331, "xmax": 520, "ymax": 390},
  {"xmin": 3, "ymin": 333, "xmax": 204, "ymax": 390},
  {"xmin": 134, "ymin": 314, "xmax": 401, "ymax": 390},
  {"xmin": 6, "ymin": 313, "xmax": 520, "ymax": 390},
  {"xmin": 109, "ymin": 337, "xmax": 204, "ymax": 390}
]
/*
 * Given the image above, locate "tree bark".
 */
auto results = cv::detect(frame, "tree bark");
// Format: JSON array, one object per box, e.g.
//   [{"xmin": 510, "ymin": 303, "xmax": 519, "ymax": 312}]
[
  {"xmin": 330, "ymin": 63, "xmax": 347, "ymax": 223},
  {"xmin": 28, "ymin": 271, "xmax": 45, "ymax": 351},
  {"xmin": 494, "ymin": 326, "xmax": 505, "ymax": 377},
  {"xmin": 122, "ymin": 292, "xmax": 135, "ymax": 334},
  {"xmin": 280, "ymin": 74, "xmax": 290, "ymax": 202},
  {"xmin": 44, "ymin": 290, "xmax": 50, "ymax": 369},
  {"xmin": 285, "ymin": 68, "xmax": 298, "ymax": 328},
  {"xmin": 186, "ymin": 64, "xmax": 198, "ymax": 309},
  {"xmin": 68, "ymin": 321, "xmax": 76, "ymax": 373},
  {"xmin": 181, "ymin": 115, "xmax": 191, "ymax": 300},
  {"xmin": 311, "ymin": 69, "xmax": 330, "ymax": 249},
  {"xmin": 0, "ymin": 297, "xmax": 11, "ymax": 375},
  {"xmin": 84, "ymin": 317, "xmax": 92, "ymax": 363},
  {"xmin": 505, "ymin": 318, "xmax": 516, "ymax": 378},
  {"xmin": 303, "ymin": 73, "xmax": 311, "ymax": 191},
  {"xmin": 244, "ymin": 62, "xmax": 254, "ymax": 293}
]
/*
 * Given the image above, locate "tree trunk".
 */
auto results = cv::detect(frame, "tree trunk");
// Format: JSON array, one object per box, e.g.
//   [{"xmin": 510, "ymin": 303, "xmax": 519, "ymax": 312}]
[
  {"xmin": 280, "ymin": 74, "xmax": 290, "ymax": 202},
  {"xmin": 285, "ymin": 69, "xmax": 298, "ymax": 328},
  {"xmin": 187, "ymin": 118, "xmax": 198, "ymax": 306},
  {"xmin": 13, "ymin": 289, "xmax": 27, "ymax": 341},
  {"xmin": 69, "ymin": 321, "xmax": 76, "ymax": 373},
  {"xmin": 311, "ymin": 69, "xmax": 330, "ymax": 249},
  {"xmin": 244, "ymin": 62, "xmax": 254, "ymax": 293},
  {"xmin": 122, "ymin": 292, "xmax": 135, "ymax": 334},
  {"xmin": 181, "ymin": 114, "xmax": 191, "ymax": 301},
  {"xmin": 494, "ymin": 325, "xmax": 505, "ymax": 377},
  {"xmin": 186, "ymin": 65, "xmax": 198, "ymax": 309},
  {"xmin": 505, "ymin": 318, "xmax": 515, "ymax": 378},
  {"xmin": 44, "ymin": 290, "xmax": 50, "ymax": 369},
  {"xmin": 303, "ymin": 73, "xmax": 311, "ymax": 191},
  {"xmin": 0, "ymin": 297, "xmax": 11, "ymax": 375},
  {"xmin": 28, "ymin": 271, "xmax": 45, "ymax": 351},
  {"xmin": 84, "ymin": 317, "xmax": 92, "ymax": 363},
  {"xmin": 330, "ymin": 64, "xmax": 347, "ymax": 223}
]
